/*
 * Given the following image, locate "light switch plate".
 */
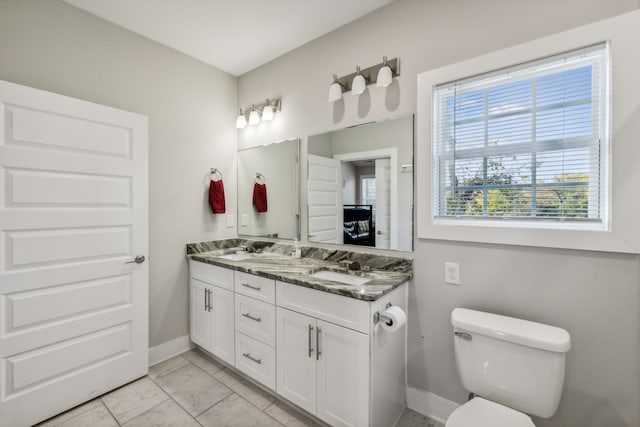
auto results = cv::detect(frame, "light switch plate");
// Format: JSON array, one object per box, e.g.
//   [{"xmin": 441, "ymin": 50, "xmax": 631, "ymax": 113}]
[{"xmin": 226, "ymin": 214, "xmax": 234, "ymax": 228}]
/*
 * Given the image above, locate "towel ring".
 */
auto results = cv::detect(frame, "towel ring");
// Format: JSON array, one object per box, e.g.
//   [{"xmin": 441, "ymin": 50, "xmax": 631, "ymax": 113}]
[
  {"xmin": 255, "ymin": 172, "xmax": 266, "ymax": 182},
  {"xmin": 209, "ymin": 168, "xmax": 223, "ymax": 179}
]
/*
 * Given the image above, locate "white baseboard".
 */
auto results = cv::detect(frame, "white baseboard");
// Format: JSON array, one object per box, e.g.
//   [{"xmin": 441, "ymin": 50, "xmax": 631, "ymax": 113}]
[
  {"xmin": 148, "ymin": 335, "xmax": 194, "ymax": 367},
  {"xmin": 406, "ymin": 386, "xmax": 459, "ymax": 424}
]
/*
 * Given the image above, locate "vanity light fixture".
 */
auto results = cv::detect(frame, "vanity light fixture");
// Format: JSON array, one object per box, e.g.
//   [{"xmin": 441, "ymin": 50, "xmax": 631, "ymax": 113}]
[
  {"xmin": 328, "ymin": 74, "xmax": 344, "ymax": 102},
  {"xmin": 328, "ymin": 57, "xmax": 400, "ymax": 102},
  {"xmin": 248, "ymin": 105, "xmax": 260, "ymax": 126},
  {"xmin": 351, "ymin": 66, "xmax": 367, "ymax": 96},
  {"xmin": 261, "ymin": 99, "xmax": 274, "ymax": 122},
  {"xmin": 236, "ymin": 109, "xmax": 247, "ymax": 129},
  {"xmin": 236, "ymin": 98, "xmax": 281, "ymax": 129},
  {"xmin": 376, "ymin": 56, "xmax": 393, "ymax": 87}
]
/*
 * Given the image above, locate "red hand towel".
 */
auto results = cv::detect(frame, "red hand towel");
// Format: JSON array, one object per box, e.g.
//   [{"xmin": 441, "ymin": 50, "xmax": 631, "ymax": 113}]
[
  {"xmin": 252, "ymin": 182, "xmax": 268, "ymax": 212},
  {"xmin": 209, "ymin": 179, "xmax": 226, "ymax": 214}
]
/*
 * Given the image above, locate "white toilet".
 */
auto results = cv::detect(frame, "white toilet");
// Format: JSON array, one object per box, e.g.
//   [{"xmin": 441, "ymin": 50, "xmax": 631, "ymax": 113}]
[{"xmin": 446, "ymin": 308, "xmax": 571, "ymax": 427}]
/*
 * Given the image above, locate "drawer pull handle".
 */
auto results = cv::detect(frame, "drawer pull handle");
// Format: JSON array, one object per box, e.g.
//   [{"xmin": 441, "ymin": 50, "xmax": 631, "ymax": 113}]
[
  {"xmin": 308, "ymin": 324, "xmax": 314, "ymax": 358},
  {"xmin": 242, "ymin": 352, "xmax": 262, "ymax": 364},
  {"xmin": 241, "ymin": 283, "xmax": 262, "ymax": 291},
  {"xmin": 242, "ymin": 312, "xmax": 262, "ymax": 322}
]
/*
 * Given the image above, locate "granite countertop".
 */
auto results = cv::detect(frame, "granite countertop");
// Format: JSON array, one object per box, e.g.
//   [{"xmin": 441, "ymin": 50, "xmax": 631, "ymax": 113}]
[{"xmin": 186, "ymin": 239, "xmax": 412, "ymax": 302}]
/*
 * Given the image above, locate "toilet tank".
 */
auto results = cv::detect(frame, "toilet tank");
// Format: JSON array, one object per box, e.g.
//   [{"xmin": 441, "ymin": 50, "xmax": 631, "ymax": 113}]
[{"xmin": 451, "ymin": 308, "xmax": 571, "ymax": 418}]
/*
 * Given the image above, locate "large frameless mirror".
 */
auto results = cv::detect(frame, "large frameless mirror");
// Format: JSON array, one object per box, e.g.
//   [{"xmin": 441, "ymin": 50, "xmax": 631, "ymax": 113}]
[
  {"xmin": 237, "ymin": 138, "xmax": 300, "ymax": 240},
  {"xmin": 307, "ymin": 115, "xmax": 413, "ymax": 252}
]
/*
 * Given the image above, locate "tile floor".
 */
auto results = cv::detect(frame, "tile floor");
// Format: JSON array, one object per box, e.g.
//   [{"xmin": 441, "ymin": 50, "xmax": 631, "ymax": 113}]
[{"xmin": 37, "ymin": 349, "xmax": 444, "ymax": 427}]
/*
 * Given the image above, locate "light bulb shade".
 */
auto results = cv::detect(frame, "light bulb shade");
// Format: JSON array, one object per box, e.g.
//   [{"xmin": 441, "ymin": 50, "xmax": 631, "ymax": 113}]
[
  {"xmin": 249, "ymin": 109, "xmax": 260, "ymax": 126},
  {"xmin": 351, "ymin": 74, "xmax": 366, "ymax": 95},
  {"xmin": 236, "ymin": 113, "xmax": 247, "ymax": 129},
  {"xmin": 376, "ymin": 65, "xmax": 393, "ymax": 87},
  {"xmin": 262, "ymin": 104, "xmax": 274, "ymax": 121},
  {"xmin": 328, "ymin": 82, "xmax": 343, "ymax": 102}
]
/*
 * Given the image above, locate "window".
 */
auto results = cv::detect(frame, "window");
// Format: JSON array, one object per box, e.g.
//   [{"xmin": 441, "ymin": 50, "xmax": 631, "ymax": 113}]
[
  {"xmin": 360, "ymin": 175, "xmax": 376, "ymax": 206},
  {"xmin": 432, "ymin": 44, "xmax": 608, "ymax": 227}
]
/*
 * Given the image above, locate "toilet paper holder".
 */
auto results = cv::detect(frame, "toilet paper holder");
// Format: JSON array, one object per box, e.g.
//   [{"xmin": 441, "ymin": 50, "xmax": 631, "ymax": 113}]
[{"xmin": 373, "ymin": 303, "xmax": 394, "ymax": 325}]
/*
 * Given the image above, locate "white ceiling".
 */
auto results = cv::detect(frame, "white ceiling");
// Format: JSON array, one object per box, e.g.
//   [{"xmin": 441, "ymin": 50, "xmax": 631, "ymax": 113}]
[{"xmin": 64, "ymin": 0, "xmax": 394, "ymax": 76}]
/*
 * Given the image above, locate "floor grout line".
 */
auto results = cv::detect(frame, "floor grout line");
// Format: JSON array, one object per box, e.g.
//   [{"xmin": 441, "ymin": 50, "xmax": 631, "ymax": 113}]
[{"xmin": 98, "ymin": 396, "xmax": 122, "ymax": 427}]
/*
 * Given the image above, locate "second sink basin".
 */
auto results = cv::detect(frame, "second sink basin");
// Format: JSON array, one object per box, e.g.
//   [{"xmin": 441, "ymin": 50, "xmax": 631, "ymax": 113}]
[
  {"xmin": 309, "ymin": 269, "xmax": 370, "ymax": 286},
  {"xmin": 217, "ymin": 252, "xmax": 254, "ymax": 261}
]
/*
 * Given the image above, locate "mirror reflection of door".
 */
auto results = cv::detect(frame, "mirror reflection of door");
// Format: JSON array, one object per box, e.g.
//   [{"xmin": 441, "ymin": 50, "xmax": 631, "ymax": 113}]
[
  {"xmin": 308, "ymin": 154, "xmax": 343, "ymax": 243},
  {"xmin": 307, "ymin": 115, "xmax": 413, "ymax": 252},
  {"xmin": 374, "ymin": 158, "xmax": 391, "ymax": 249},
  {"xmin": 343, "ymin": 158, "xmax": 392, "ymax": 248}
]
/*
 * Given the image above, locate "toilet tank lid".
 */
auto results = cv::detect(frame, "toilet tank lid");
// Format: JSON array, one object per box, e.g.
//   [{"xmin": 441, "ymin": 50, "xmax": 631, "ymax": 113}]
[{"xmin": 451, "ymin": 308, "xmax": 571, "ymax": 353}]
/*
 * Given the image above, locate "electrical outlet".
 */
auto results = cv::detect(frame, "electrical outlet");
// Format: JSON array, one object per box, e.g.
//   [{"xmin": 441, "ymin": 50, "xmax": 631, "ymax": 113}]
[
  {"xmin": 445, "ymin": 262, "xmax": 460, "ymax": 285},
  {"xmin": 241, "ymin": 214, "xmax": 248, "ymax": 226},
  {"xmin": 226, "ymin": 214, "xmax": 234, "ymax": 228}
]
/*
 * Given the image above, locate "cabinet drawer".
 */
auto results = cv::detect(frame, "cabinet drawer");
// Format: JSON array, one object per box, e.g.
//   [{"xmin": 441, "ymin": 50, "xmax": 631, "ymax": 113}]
[
  {"xmin": 234, "ymin": 332, "xmax": 276, "ymax": 391},
  {"xmin": 190, "ymin": 260, "xmax": 234, "ymax": 291},
  {"xmin": 276, "ymin": 281, "xmax": 370, "ymax": 334},
  {"xmin": 235, "ymin": 272, "xmax": 275, "ymax": 304},
  {"xmin": 235, "ymin": 294, "xmax": 275, "ymax": 346}
]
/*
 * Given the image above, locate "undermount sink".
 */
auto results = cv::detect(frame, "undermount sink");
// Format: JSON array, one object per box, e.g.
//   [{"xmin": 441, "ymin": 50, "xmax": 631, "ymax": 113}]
[
  {"xmin": 309, "ymin": 269, "xmax": 370, "ymax": 286},
  {"xmin": 216, "ymin": 252, "xmax": 254, "ymax": 261}
]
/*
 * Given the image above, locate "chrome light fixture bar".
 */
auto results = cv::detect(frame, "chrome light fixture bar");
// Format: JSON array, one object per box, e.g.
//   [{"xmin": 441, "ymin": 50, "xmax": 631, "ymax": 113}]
[
  {"xmin": 329, "ymin": 57, "xmax": 400, "ymax": 102},
  {"xmin": 236, "ymin": 98, "xmax": 281, "ymax": 129}
]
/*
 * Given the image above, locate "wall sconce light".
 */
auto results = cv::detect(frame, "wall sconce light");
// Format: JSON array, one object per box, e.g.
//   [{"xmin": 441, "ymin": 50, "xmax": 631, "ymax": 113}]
[
  {"xmin": 328, "ymin": 75, "xmax": 344, "ymax": 102},
  {"xmin": 376, "ymin": 56, "xmax": 393, "ymax": 87},
  {"xmin": 328, "ymin": 57, "xmax": 400, "ymax": 103},
  {"xmin": 351, "ymin": 66, "xmax": 367, "ymax": 96},
  {"xmin": 236, "ymin": 98, "xmax": 281, "ymax": 129},
  {"xmin": 248, "ymin": 105, "xmax": 260, "ymax": 126},
  {"xmin": 236, "ymin": 109, "xmax": 247, "ymax": 129}
]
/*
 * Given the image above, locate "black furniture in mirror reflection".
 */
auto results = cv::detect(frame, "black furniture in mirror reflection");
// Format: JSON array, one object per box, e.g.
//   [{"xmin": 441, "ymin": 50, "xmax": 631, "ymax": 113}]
[{"xmin": 343, "ymin": 205, "xmax": 374, "ymax": 246}]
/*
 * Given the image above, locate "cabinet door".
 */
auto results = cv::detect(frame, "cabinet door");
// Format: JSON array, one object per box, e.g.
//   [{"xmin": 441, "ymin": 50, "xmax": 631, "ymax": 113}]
[
  {"xmin": 316, "ymin": 320, "xmax": 370, "ymax": 427},
  {"xmin": 190, "ymin": 279, "xmax": 213, "ymax": 350},
  {"xmin": 276, "ymin": 308, "xmax": 317, "ymax": 415},
  {"xmin": 210, "ymin": 286, "xmax": 235, "ymax": 365}
]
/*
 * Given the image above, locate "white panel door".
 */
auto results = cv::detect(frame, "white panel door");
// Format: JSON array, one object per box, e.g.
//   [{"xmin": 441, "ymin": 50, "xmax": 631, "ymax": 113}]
[
  {"xmin": 374, "ymin": 158, "xmax": 391, "ymax": 249},
  {"xmin": 276, "ymin": 307, "xmax": 317, "ymax": 415},
  {"xmin": 308, "ymin": 154, "xmax": 342, "ymax": 244},
  {"xmin": 316, "ymin": 320, "xmax": 370, "ymax": 427},
  {"xmin": 0, "ymin": 80, "xmax": 148, "ymax": 427}
]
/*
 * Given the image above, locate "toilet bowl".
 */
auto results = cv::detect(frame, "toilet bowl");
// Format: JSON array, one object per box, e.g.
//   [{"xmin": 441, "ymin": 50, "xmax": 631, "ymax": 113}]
[{"xmin": 446, "ymin": 308, "xmax": 571, "ymax": 427}]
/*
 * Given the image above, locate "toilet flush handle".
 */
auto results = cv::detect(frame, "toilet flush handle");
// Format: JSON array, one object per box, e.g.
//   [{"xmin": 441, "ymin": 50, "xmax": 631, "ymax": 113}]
[{"xmin": 454, "ymin": 331, "xmax": 472, "ymax": 341}]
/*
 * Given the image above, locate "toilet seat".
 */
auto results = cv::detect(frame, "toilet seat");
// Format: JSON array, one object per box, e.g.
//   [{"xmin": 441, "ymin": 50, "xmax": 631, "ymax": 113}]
[{"xmin": 446, "ymin": 397, "xmax": 536, "ymax": 427}]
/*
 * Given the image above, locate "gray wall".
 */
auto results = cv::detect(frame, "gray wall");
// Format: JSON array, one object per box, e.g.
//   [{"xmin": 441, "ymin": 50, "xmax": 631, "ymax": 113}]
[
  {"xmin": 0, "ymin": 0, "xmax": 238, "ymax": 348},
  {"xmin": 237, "ymin": 1, "xmax": 640, "ymax": 426}
]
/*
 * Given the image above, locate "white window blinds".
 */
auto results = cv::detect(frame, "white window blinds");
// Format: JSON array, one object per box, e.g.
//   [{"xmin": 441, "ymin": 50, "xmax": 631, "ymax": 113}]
[{"xmin": 432, "ymin": 43, "xmax": 609, "ymax": 223}]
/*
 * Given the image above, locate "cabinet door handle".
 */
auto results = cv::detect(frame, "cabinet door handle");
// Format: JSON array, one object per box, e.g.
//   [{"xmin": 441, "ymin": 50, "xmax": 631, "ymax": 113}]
[
  {"xmin": 204, "ymin": 289, "xmax": 209, "ymax": 311},
  {"xmin": 316, "ymin": 326, "xmax": 322, "ymax": 360},
  {"xmin": 242, "ymin": 352, "xmax": 262, "ymax": 364},
  {"xmin": 241, "ymin": 283, "xmax": 262, "ymax": 291},
  {"xmin": 242, "ymin": 312, "xmax": 261, "ymax": 322},
  {"xmin": 308, "ymin": 324, "xmax": 314, "ymax": 358},
  {"xmin": 208, "ymin": 289, "xmax": 213, "ymax": 312}
]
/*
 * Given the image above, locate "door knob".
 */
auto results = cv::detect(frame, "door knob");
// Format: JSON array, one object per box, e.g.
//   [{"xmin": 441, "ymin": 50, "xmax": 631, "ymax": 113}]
[{"xmin": 126, "ymin": 255, "xmax": 146, "ymax": 264}]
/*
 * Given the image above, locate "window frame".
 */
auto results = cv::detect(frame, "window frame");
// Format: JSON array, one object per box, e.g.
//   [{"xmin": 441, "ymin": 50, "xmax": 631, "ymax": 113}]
[
  {"xmin": 432, "ymin": 44, "xmax": 608, "ymax": 226},
  {"xmin": 416, "ymin": 12, "xmax": 640, "ymax": 253}
]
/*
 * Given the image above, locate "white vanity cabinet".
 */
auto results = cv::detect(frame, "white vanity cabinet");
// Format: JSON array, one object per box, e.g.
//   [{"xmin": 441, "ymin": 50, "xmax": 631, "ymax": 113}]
[
  {"xmin": 276, "ymin": 280, "xmax": 407, "ymax": 427},
  {"xmin": 189, "ymin": 259, "xmax": 408, "ymax": 427},
  {"xmin": 276, "ymin": 307, "xmax": 369, "ymax": 427},
  {"xmin": 233, "ymin": 272, "xmax": 277, "ymax": 391},
  {"xmin": 189, "ymin": 262, "xmax": 235, "ymax": 365}
]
